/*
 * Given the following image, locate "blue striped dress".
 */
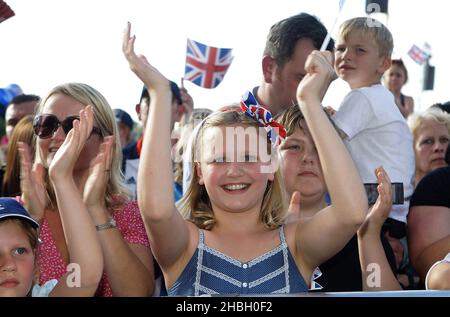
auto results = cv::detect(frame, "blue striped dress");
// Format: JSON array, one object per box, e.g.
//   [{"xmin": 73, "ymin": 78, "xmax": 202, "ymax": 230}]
[{"xmin": 168, "ymin": 226, "xmax": 308, "ymax": 295}]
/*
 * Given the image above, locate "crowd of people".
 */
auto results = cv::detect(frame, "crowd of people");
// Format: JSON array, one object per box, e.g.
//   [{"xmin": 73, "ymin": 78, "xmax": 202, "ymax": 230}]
[{"xmin": 0, "ymin": 12, "xmax": 449, "ymax": 297}]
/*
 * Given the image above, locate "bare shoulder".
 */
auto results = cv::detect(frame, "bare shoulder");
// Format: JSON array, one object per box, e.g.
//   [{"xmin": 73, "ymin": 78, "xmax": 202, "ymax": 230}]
[
  {"xmin": 405, "ymin": 95, "xmax": 415, "ymax": 110},
  {"xmin": 405, "ymin": 95, "xmax": 414, "ymax": 102},
  {"xmin": 283, "ymin": 222, "xmax": 315, "ymax": 282},
  {"xmin": 283, "ymin": 222, "xmax": 307, "ymax": 254}
]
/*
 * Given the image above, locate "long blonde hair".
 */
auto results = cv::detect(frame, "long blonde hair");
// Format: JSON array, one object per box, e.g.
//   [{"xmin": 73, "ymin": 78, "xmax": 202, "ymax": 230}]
[
  {"xmin": 36, "ymin": 83, "xmax": 129, "ymax": 210},
  {"xmin": 177, "ymin": 109, "xmax": 286, "ymax": 230}
]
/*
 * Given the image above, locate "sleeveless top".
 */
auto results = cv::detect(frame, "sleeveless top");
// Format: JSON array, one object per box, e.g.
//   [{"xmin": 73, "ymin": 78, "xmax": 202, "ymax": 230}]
[
  {"xmin": 168, "ymin": 226, "xmax": 308, "ymax": 296},
  {"xmin": 400, "ymin": 93, "xmax": 405, "ymax": 107}
]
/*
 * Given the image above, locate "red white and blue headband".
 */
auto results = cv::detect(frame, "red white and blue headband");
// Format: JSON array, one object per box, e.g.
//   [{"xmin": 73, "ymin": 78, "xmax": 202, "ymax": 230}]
[{"xmin": 240, "ymin": 91, "xmax": 287, "ymax": 147}]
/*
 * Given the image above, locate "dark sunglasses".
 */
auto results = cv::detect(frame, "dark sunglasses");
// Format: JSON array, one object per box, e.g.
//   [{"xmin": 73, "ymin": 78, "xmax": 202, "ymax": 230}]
[{"xmin": 33, "ymin": 114, "xmax": 102, "ymax": 139}]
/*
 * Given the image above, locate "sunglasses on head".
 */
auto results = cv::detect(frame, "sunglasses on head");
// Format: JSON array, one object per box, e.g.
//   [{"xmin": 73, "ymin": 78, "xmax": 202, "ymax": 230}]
[{"xmin": 33, "ymin": 114, "xmax": 102, "ymax": 139}]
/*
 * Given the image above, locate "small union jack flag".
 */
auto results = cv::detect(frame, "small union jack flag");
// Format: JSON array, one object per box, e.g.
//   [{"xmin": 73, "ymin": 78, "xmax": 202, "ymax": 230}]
[
  {"xmin": 408, "ymin": 44, "xmax": 430, "ymax": 65},
  {"xmin": 184, "ymin": 39, "xmax": 233, "ymax": 89}
]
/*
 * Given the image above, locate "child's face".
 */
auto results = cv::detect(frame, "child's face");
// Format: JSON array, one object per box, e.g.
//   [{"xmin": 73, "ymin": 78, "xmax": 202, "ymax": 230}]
[
  {"xmin": 196, "ymin": 125, "xmax": 274, "ymax": 215},
  {"xmin": 279, "ymin": 123, "xmax": 326, "ymax": 201},
  {"xmin": 0, "ymin": 221, "xmax": 36, "ymax": 297},
  {"xmin": 335, "ymin": 30, "xmax": 390, "ymax": 89}
]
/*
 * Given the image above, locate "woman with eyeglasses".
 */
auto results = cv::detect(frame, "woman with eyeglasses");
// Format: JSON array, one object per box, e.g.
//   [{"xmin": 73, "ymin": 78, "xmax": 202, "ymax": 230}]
[{"xmin": 17, "ymin": 83, "xmax": 154, "ymax": 296}]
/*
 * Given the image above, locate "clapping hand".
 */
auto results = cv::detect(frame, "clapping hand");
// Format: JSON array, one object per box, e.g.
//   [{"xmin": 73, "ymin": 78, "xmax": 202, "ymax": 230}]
[
  {"xmin": 358, "ymin": 166, "xmax": 392, "ymax": 237},
  {"xmin": 48, "ymin": 106, "xmax": 95, "ymax": 182},
  {"xmin": 83, "ymin": 135, "xmax": 114, "ymax": 209},
  {"xmin": 18, "ymin": 142, "xmax": 47, "ymax": 222}
]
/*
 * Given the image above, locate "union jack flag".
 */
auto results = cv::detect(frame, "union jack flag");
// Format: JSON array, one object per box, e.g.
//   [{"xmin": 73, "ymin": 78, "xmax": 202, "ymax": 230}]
[
  {"xmin": 184, "ymin": 39, "xmax": 233, "ymax": 89},
  {"xmin": 408, "ymin": 44, "xmax": 430, "ymax": 65}
]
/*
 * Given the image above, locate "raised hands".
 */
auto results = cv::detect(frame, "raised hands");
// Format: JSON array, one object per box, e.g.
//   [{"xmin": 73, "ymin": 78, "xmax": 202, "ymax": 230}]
[
  {"xmin": 358, "ymin": 166, "xmax": 392, "ymax": 237},
  {"xmin": 297, "ymin": 51, "xmax": 337, "ymax": 104},
  {"xmin": 48, "ymin": 106, "xmax": 94, "ymax": 182},
  {"xmin": 83, "ymin": 135, "xmax": 114, "ymax": 209},
  {"xmin": 18, "ymin": 142, "xmax": 47, "ymax": 222},
  {"xmin": 122, "ymin": 22, "xmax": 170, "ymax": 95},
  {"xmin": 357, "ymin": 167, "xmax": 401, "ymax": 291}
]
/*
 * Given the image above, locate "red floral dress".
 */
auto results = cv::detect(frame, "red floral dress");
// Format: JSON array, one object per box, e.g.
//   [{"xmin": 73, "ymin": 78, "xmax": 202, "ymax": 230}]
[{"xmin": 37, "ymin": 200, "xmax": 150, "ymax": 297}]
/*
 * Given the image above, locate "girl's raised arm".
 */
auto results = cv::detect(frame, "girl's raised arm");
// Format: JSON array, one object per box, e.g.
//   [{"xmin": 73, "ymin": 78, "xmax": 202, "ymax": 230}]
[
  {"xmin": 294, "ymin": 51, "xmax": 368, "ymax": 273},
  {"xmin": 122, "ymin": 23, "xmax": 196, "ymax": 277}
]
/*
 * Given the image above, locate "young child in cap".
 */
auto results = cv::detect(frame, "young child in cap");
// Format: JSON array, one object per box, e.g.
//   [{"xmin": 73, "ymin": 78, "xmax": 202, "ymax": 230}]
[{"xmin": 0, "ymin": 197, "xmax": 45, "ymax": 296}]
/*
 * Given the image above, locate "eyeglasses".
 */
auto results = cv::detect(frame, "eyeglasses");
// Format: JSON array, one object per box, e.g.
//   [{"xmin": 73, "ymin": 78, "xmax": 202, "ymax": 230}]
[{"xmin": 33, "ymin": 114, "xmax": 102, "ymax": 139}]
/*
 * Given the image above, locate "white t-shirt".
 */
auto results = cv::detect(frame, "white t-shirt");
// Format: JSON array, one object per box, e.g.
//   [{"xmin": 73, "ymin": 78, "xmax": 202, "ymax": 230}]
[
  {"xmin": 124, "ymin": 158, "xmax": 139, "ymax": 200},
  {"xmin": 333, "ymin": 84, "xmax": 415, "ymax": 223}
]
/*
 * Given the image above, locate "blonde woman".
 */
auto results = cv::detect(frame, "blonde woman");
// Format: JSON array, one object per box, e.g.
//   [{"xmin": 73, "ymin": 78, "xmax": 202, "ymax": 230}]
[
  {"xmin": 408, "ymin": 107, "xmax": 450, "ymax": 187},
  {"xmin": 18, "ymin": 83, "xmax": 154, "ymax": 296}
]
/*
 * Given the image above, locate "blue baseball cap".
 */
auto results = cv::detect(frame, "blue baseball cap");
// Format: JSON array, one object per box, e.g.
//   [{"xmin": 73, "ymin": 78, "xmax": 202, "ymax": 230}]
[
  {"xmin": 0, "ymin": 198, "xmax": 39, "ymax": 229},
  {"xmin": 169, "ymin": 81, "xmax": 183, "ymax": 106},
  {"xmin": 140, "ymin": 80, "xmax": 182, "ymax": 106},
  {"xmin": 114, "ymin": 108, "xmax": 134, "ymax": 130},
  {"xmin": 0, "ymin": 83, "xmax": 23, "ymax": 107}
]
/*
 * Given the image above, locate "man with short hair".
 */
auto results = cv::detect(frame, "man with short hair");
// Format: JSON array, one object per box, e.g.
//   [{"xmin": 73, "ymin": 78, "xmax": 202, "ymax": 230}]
[
  {"xmin": 122, "ymin": 81, "xmax": 186, "ymax": 199},
  {"xmin": 5, "ymin": 94, "xmax": 39, "ymax": 139},
  {"xmin": 254, "ymin": 13, "xmax": 333, "ymax": 115},
  {"xmin": 0, "ymin": 94, "xmax": 39, "ymax": 187}
]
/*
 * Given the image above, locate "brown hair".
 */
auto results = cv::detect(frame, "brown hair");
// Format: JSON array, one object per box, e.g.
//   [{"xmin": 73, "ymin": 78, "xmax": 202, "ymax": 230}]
[
  {"xmin": 0, "ymin": 218, "xmax": 39, "ymax": 250},
  {"xmin": 2, "ymin": 116, "xmax": 35, "ymax": 196},
  {"xmin": 391, "ymin": 59, "xmax": 409, "ymax": 83},
  {"xmin": 275, "ymin": 105, "xmax": 339, "ymax": 137}
]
